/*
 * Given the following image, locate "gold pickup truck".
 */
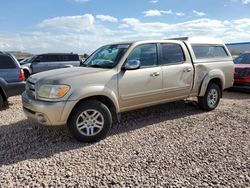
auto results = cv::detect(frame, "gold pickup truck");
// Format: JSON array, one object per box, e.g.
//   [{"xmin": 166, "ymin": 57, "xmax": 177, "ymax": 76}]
[{"xmin": 22, "ymin": 37, "xmax": 234, "ymax": 142}]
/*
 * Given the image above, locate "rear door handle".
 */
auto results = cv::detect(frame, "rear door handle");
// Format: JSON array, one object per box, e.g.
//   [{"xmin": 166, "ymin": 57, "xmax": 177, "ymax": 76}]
[{"xmin": 150, "ymin": 72, "xmax": 160, "ymax": 77}]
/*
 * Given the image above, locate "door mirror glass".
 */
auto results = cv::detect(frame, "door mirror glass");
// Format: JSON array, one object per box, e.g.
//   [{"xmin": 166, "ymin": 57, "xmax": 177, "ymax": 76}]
[{"xmin": 123, "ymin": 60, "xmax": 140, "ymax": 70}]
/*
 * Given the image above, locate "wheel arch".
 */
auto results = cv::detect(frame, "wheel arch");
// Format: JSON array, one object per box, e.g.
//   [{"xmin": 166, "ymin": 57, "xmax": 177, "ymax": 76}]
[
  {"xmin": 22, "ymin": 67, "xmax": 31, "ymax": 75},
  {"xmin": 199, "ymin": 69, "xmax": 225, "ymax": 97},
  {"xmin": 68, "ymin": 95, "xmax": 118, "ymax": 123},
  {"xmin": 0, "ymin": 86, "xmax": 7, "ymax": 102},
  {"xmin": 0, "ymin": 79, "xmax": 7, "ymax": 102}
]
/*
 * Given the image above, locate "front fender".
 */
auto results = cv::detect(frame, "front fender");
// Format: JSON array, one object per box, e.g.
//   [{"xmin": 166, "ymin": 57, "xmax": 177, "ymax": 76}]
[
  {"xmin": 199, "ymin": 69, "xmax": 225, "ymax": 96},
  {"xmin": 68, "ymin": 85, "xmax": 120, "ymax": 113}
]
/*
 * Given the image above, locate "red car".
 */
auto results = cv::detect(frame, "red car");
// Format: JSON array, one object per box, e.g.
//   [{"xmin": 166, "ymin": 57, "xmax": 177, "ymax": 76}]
[{"xmin": 233, "ymin": 53, "xmax": 250, "ymax": 90}]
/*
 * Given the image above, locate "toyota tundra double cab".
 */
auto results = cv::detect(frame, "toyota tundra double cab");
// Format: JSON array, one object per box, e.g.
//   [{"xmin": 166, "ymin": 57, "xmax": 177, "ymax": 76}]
[{"xmin": 22, "ymin": 37, "xmax": 234, "ymax": 142}]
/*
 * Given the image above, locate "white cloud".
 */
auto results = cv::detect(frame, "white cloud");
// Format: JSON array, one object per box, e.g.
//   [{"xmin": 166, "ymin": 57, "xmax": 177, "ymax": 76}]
[
  {"xmin": 192, "ymin": 10, "xmax": 206, "ymax": 17},
  {"xmin": 121, "ymin": 17, "xmax": 250, "ymax": 42},
  {"xmin": 38, "ymin": 14, "xmax": 95, "ymax": 32},
  {"xmin": 242, "ymin": 0, "xmax": 250, "ymax": 4},
  {"xmin": 96, "ymin": 15, "xmax": 118, "ymax": 22},
  {"xmin": 150, "ymin": 0, "xmax": 159, "ymax": 3},
  {"xmin": 118, "ymin": 24, "xmax": 130, "ymax": 29},
  {"xmin": 143, "ymin": 9, "xmax": 172, "ymax": 17},
  {"xmin": 175, "ymin": 12, "xmax": 185, "ymax": 16},
  {"xmin": 228, "ymin": 0, "xmax": 250, "ymax": 4},
  {"xmin": 1, "ymin": 14, "xmax": 250, "ymax": 54}
]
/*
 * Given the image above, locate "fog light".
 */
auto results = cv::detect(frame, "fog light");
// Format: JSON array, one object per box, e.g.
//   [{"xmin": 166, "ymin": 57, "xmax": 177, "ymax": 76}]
[{"xmin": 37, "ymin": 114, "xmax": 47, "ymax": 124}]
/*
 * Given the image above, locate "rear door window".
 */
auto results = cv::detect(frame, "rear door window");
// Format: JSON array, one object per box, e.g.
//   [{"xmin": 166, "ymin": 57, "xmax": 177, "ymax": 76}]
[
  {"xmin": 192, "ymin": 45, "xmax": 229, "ymax": 59},
  {"xmin": 68, "ymin": 55, "xmax": 79, "ymax": 61},
  {"xmin": 35, "ymin": 55, "xmax": 59, "ymax": 62},
  {"xmin": 159, "ymin": 43, "xmax": 185, "ymax": 65},
  {"xmin": 57, "ymin": 55, "xmax": 79, "ymax": 61},
  {"xmin": 0, "ymin": 55, "xmax": 17, "ymax": 69},
  {"xmin": 48, "ymin": 55, "xmax": 59, "ymax": 62}
]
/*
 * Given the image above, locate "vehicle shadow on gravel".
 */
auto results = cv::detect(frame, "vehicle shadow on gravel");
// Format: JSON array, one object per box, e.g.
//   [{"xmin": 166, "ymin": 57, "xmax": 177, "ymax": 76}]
[
  {"xmin": 0, "ymin": 104, "xmax": 10, "ymax": 112},
  {"xmin": 0, "ymin": 100, "xmax": 204, "ymax": 166},
  {"xmin": 223, "ymin": 90, "xmax": 250, "ymax": 100},
  {"xmin": 0, "ymin": 100, "xmax": 18, "ymax": 112}
]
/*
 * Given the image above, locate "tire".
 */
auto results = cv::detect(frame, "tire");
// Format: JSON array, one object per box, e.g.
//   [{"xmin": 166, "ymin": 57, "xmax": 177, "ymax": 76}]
[
  {"xmin": 198, "ymin": 83, "xmax": 221, "ymax": 111},
  {"xmin": 0, "ymin": 94, "xmax": 3, "ymax": 109},
  {"xmin": 24, "ymin": 70, "xmax": 30, "ymax": 80},
  {"xmin": 67, "ymin": 100, "xmax": 112, "ymax": 142}
]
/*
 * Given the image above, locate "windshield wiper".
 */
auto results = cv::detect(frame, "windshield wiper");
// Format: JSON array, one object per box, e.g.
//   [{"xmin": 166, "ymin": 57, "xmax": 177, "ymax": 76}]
[
  {"xmin": 88, "ymin": 64, "xmax": 104, "ymax": 68},
  {"xmin": 86, "ymin": 64, "xmax": 113, "ymax": 69}
]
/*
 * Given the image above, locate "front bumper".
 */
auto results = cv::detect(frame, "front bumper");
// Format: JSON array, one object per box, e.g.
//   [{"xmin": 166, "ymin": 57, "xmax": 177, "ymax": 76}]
[{"xmin": 22, "ymin": 92, "xmax": 77, "ymax": 126}]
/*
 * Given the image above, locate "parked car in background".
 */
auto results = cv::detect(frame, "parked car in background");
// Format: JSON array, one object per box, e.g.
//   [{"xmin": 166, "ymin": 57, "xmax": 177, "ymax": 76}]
[
  {"xmin": 22, "ymin": 37, "xmax": 234, "ymax": 142},
  {"xmin": 17, "ymin": 58, "xmax": 25, "ymax": 62},
  {"xmin": 21, "ymin": 53, "xmax": 80, "ymax": 79},
  {"xmin": 0, "ymin": 52, "xmax": 25, "ymax": 108},
  {"xmin": 19, "ymin": 57, "xmax": 31, "ymax": 65},
  {"xmin": 233, "ymin": 53, "xmax": 250, "ymax": 90}
]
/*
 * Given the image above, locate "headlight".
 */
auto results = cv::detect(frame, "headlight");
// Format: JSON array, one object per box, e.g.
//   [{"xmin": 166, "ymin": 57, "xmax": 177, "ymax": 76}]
[{"xmin": 38, "ymin": 84, "xmax": 70, "ymax": 99}]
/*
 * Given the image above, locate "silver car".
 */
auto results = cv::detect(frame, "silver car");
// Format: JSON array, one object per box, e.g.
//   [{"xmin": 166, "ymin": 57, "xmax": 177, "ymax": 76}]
[{"xmin": 21, "ymin": 53, "xmax": 80, "ymax": 79}]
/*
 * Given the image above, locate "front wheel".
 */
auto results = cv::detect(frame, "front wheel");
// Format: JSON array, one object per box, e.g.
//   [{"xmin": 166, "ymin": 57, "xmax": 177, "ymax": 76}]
[
  {"xmin": 198, "ymin": 83, "xmax": 221, "ymax": 111},
  {"xmin": 67, "ymin": 100, "xmax": 112, "ymax": 142}
]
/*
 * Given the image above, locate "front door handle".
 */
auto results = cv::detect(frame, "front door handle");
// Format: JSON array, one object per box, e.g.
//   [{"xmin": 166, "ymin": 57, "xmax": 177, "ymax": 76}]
[
  {"xmin": 183, "ymin": 68, "xmax": 192, "ymax": 72},
  {"xmin": 150, "ymin": 72, "xmax": 160, "ymax": 77}
]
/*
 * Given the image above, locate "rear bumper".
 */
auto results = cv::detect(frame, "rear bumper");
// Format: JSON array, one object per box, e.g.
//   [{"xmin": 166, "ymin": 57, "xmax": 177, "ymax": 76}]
[
  {"xmin": 22, "ymin": 92, "xmax": 77, "ymax": 126},
  {"xmin": 6, "ymin": 81, "xmax": 26, "ymax": 97}
]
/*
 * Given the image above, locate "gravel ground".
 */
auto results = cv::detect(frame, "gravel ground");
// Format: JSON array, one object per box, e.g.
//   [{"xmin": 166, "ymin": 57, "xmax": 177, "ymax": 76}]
[{"xmin": 0, "ymin": 91, "xmax": 249, "ymax": 187}]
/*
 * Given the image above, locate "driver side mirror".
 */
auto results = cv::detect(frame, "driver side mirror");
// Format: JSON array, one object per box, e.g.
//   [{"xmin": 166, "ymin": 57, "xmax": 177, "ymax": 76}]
[{"xmin": 123, "ymin": 60, "xmax": 140, "ymax": 70}]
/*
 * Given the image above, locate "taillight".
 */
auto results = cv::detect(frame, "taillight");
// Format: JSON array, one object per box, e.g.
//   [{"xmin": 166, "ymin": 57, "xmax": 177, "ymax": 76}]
[{"xmin": 19, "ymin": 69, "xmax": 25, "ymax": 81}]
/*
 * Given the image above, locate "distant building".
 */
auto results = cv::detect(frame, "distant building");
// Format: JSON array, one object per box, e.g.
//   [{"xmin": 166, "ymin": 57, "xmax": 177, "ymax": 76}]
[{"xmin": 226, "ymin": 42, "xmax": 250, "ymax": 56}]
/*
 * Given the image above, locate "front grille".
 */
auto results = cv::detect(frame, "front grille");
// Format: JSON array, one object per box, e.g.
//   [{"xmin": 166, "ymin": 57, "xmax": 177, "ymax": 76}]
[
  {"xmin": 26, "ymin": 80, "xmax": 36, "ymax": 99},
  {"xmin": 235, "ymin": 68, "xmax": 250, "ymax": 78}
]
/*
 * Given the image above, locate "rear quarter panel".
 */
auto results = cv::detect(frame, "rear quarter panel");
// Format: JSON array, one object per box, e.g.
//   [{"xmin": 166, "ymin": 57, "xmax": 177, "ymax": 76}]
[
  {"xmin": 185, "ymin": 42, "xmax": 234, "ymax": 96},
  {"xmin": 0, "ymin": 68, "xmax": 20, "ymax": 82},
  {"xmin": 190, "ymin": 60, "xmax": 234, "ymax": 96}
]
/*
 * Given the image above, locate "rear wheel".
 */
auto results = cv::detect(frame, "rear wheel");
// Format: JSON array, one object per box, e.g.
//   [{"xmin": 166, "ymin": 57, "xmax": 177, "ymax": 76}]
[
  {"xmin": 24, "ymin": 70, "xmax": 30, "ymax": 80},
  {"xmin": 67, "ymin": 100, "xmax": 112, "ymax": 142},
  {"xmin": 198, "ymin": 83, "xmax": 221, "ymax": 111}
]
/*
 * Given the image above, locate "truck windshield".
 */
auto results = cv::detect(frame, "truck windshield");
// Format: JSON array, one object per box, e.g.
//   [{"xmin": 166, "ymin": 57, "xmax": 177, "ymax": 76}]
[{"xmin": 83, "ymin": 44, "xmax": 130, "ymax": 68}]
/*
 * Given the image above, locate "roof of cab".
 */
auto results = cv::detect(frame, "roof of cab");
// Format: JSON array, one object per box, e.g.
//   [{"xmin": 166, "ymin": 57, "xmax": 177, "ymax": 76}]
[
  {"xmin": 168, "ymin": 37, "xmax": 225, "ymax": 45},
  {"xmin": 108, "ymin": 37, "xmax": 225, "ymax": 46}
]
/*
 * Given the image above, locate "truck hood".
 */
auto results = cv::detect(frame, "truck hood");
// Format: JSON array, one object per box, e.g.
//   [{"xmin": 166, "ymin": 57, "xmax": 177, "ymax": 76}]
[{"xmin": 28, "ymin": 67, "xmax": 113, "ymax": 84}]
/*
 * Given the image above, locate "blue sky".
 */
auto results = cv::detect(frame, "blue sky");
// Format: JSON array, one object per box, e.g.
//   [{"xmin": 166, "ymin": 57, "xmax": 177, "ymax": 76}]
[{"xmin": 0, "ymin": 0, "xmax": 250, "ymax": 53}]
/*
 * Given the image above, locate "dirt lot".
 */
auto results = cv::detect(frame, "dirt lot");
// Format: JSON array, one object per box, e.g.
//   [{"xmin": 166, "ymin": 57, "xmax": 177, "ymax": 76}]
[{"xmin": 0, "ymin": 91, "xmax": 249, "ymax": 187}]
